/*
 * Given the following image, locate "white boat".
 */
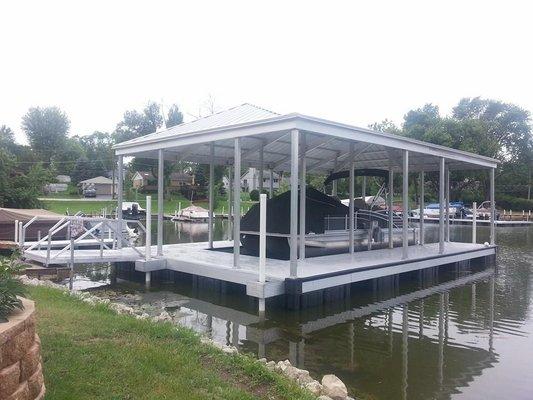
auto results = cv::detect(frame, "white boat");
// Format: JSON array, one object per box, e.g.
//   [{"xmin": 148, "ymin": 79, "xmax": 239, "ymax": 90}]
[
  {"xmin": 172, "ymin": 205, "xmax": 210, "ymax": 222},
  {"xmin": 340, "ymin": 196, "xmax": 386, "ymax": 209}
]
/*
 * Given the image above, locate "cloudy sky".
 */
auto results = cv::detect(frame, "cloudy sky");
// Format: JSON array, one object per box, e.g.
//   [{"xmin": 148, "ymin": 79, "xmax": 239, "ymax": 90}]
[{"xmin": 1, "ymin": 0, "xmax": 532, "ymax": 144}]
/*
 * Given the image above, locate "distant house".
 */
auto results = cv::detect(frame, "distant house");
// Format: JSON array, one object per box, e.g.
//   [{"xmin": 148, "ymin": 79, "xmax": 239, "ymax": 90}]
[
  {"xmin": 78, "ymin": 176, "xmax": 117, "ymax": 196},
  {"xmin": 223, "ymin": 168, "xmax": 286, "ymax": 192},
  {"xmin": 169, "ymin": 172, "xmax": 194, "ymax": 188},
  {"xmin": 132, "ymin": 171, "xmax": 155, "ymax": 189},
  {"xmin": 56, "ymin": 175, "xmax": 71, "ymax": 183}
]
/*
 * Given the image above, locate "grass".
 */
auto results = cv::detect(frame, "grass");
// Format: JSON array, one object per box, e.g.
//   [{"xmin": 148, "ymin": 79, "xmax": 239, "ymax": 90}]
[
  {"xmin": 26, "ymin": 285, "xmax": 314, "ymax": 400},
  {"xmin": 41, "ymin": 195, "xmax": 258, "ymax": 216}
]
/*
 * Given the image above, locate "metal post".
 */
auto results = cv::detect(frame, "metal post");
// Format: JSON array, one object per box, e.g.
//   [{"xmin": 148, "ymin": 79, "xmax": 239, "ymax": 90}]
[
  {"xmin": 490, "ymin": 168, "xmax": 496, "ymax": 245},
  {"xmin": 332, "ymin": 154, "xmax": 338, "ymax": 196},
  {"xmin": 37, "ymin": 230, "xmax": 41, "ymax": 251},
  {"xmin": 290, "ymin": 129, "xmax": 299, "ymax": 276},
  {"xmin": 19, "ymin": 222, "xmax": 23, "ymax": 247},
  {"xmin": 349, "ymin": 143, "xmax": 355, "ymax": 254},
  {"xmin": 14, "ymin": 220, "xmax": 19, "ymax": 243},
  {"xmin": 69, "ymin": 235, "xmax": 74, "ymax": 291},
  {"xmin": 419, "ymin": 171, "xmax": 425, "ymax": 245},
  {"xmin": 445, "ymin": 167, "xmax": 450, "ymax": 242},
  {"xmin": 259, "ymin": 193, "xmax": 267, "ymax": 283},
  {"xmin": 472, "ymin": 201, "xmax": 477, "ymax": 244},
  {"xmin": 299, "ymin": 134, "xmax": 306, "ymax": 260},
  {"xmin": 439, "ymin": 158, "xmax": 445, "ymax": 254},
  {"xmin": 227, "ymin": 166, "xmax": 233, "ymax": 239},
  {"xmin": 233, "ymin": 138, "xmax": 241, "ymax": 268},
  {"xmin": 402, "ymin": 150, "xmax": 409, "ymax": 260},
  {"xmin": 157, "ymin": 149, "xmax": 164, "ymax": 256},
  {"xmin": 388, "ymin": 165, "xmax": 394, "ymax": 249},
  {"xmin": 259, "ymin": 142, "xmax": 264, "ymax": 192},
  {"xmin": 362, "ymin": 176, "xmax": 367, "ymax": 199},
  {"xmin": 145, "ymin": 196, "xmax": 151, "ymax": 260},
  {"xmin": 269, "ymin": 169, "xmax": 274, "ymax": 198},
  {"xmin": 117, "ymin": 155, "xmax": 124, "ymax": 249},
  {"xmin": 208, "ymin": 142, "xmax": 215, "ymax": 249}
]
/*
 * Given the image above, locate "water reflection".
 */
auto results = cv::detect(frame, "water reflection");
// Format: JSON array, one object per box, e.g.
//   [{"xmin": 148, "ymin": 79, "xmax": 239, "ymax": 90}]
[{"xmin": 79, "ymin": 221, "xmax": 533, "ymax": 400}]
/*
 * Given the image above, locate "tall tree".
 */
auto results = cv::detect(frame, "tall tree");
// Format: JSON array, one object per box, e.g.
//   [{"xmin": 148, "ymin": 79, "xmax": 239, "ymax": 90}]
[
  {"xmin": 77, "ymin": 131, "xmax": 115, "ymax": 171},
  {"xmin": 166, "ymin": 104, "xmax": 184, "ymax": 128},
  {"xmin": 114, "ymin": 101, "xmax": 163, "ymax": 143},
  {"xmin": 21, "ymin": 106, "xmax": 70, "ymax": 165}
]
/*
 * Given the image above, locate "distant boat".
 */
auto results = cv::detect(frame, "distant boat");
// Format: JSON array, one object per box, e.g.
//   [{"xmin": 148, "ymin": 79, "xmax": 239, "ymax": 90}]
[
  {"xmin": 411, "ymin": 202, "xmax": 466, "ymax": 219},
  {"xmin": 172, "ymin": 205, "xmax": 210, "ymax": 222},
  {"xmin": 122, "ymin": 202, "xmax": 146, "ymax": 220}
]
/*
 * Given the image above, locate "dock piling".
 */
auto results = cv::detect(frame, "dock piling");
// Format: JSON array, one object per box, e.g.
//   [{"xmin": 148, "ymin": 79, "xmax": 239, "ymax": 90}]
[
  {"xmin": 145, "ymin": 196, "xmax": 152, "ymax": 260},
  {"xmin": 472, "ymin": 201, "xmax": 477, "ymax": 244}
]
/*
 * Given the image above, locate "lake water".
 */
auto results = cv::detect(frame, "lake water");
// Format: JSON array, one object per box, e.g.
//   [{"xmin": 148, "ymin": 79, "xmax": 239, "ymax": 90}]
[{"xmin": 74, "ymin": 221, "xmax": 533, "ymax": 400}]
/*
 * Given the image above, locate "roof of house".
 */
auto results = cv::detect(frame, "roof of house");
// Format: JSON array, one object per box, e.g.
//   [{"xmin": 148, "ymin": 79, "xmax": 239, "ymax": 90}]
[
  {"xmin": 170, "ymin": 172, "xmax": 193, "ymax": 180},
  {"xmin": 133, "ymin": 171, "xmax": 154, "ymax": 180},
  {"xmin": 78, "ymin": 176, "xmax": 114, "ymax": 185},
  {"xmin": 114, "ymin": 103, "xmax": 499, "ymax": 172}
]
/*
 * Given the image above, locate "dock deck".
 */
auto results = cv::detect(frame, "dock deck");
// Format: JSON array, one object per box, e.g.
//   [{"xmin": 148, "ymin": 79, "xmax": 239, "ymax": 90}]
[{"xmin": 24, "ymin": 240, "xmax": 496, "ymax": 300}]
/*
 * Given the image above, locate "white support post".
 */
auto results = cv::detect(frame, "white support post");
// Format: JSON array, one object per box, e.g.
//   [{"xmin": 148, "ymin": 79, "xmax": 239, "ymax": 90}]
[
  {"xmin": 349, "ymin": 143, "xmax": 355, "ymax": 254},
  {"xmin": 402, "ymin": 150, "xmax": 409, "ymax": 260},
  {"xmin": 490, "ymin": 168, "xmax": 496, "ymax": 245},
  {"xmin": 290, "ymin": 129, "xmax": 299, "ymax": 277},
  {"xmin": 419, "ymin": 171, "xmax": 425, "ymax": 245},
  {"xmin": 362, "ymin": 176, "xmax": 367, "ymax": 199},
  {"xmin": 157, "ymin": 148, "xmax": 164, "ymax": 256},
  {"xmin": 269, "ymin": 169, "xmax": 274, "ymax": 198},
  {"xmin": 259, "ymin": 193, "xmax": 267, "ymax": 284},
  {"xmin": 388, "ymin": 165, "xmax": 394, "ymax": 249},
  {"xmin": 227, "ymin": 166, "xmax": 233, "ymax": 239},
  {"xmin": 445, "ymin": 167, "xmax": 450, "ymax": 242},
  {"xmin": 117, "ymin": 155, "xmax": 124, "ymax": 249},
  {"xmin": 233, "ymin": 139, "xmax": 241, "ymax": 268},
  {"xmin": 69, "ymin": 235, "xmax": 74, "ymax": 291},
  {"xmin": 208, "ymin": 142, "xmax": 215, "ymax": 249},
  {"xmin": 299, "ymin": 134, "xmax": 306, "ymax": 260},
  {"xmin": 332, "ymin": 154, "xmax": 338, "ymax": 196},
  {"xmin": 259, "ymin": 142, "xmax": 264, "ymax": 192},
  {"xmin": 145, "ymin": 196, "xmax": 152, "ymax": 260},
  {"xmin": 439, "ymin": 158, "xmax": 445, "ymax": 254},
  {"xmin": 472, "ymin": 201, "xmax": 477, "ymax": 244},
  {"xmin": 19, "ymin": 222, "xmax": 23, "ymax": 247},
  {"xmin": 14, "ymin": 220, "xmax": 18, "ymax": 243}
]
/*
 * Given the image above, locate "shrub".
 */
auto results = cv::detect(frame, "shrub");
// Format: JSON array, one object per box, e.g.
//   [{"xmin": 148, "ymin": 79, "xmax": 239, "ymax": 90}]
[
  {"xmin": 0, "ymin": 253, "xmax": 27, "ymax": 321},
  {"xmin": 496, "ymin": 194, "xmax": 533, "ymax": 211},
  {"xmin": 249, "ymin": 189, "xmax": 260, "ymax": 201}
]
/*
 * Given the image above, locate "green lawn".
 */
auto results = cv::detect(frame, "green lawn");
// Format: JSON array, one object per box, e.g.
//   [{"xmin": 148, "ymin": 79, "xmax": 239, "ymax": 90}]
[
  {"xmin": 27, "ymin": 286, "xmax": 314, "ymax": 400},
  {"xmin": 41, "ymin": 196, "xmax": 258, "ymax": 216}
]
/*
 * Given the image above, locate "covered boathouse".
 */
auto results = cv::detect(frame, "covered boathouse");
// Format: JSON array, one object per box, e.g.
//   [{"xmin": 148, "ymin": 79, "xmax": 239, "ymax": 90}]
[{"xmin": 26, "ymin": 104, "xmax": 499, "ymax": 310}]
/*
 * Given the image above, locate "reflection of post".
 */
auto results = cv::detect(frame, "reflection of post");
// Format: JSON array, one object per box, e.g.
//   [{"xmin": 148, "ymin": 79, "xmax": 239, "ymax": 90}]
[
  {"xmin": 225, "ymin": 320, "xmax": 231, "ymax": 346},
  {"xmin": 232, "ymin": 322, "xmax": 240, "ymax": 347},
  {"xmin": 206, "ymin": 314, "xmax": 213, "ymax": 338},
  {"xmin": 402, "ymin": 304, "xmax": 409, "ymax": 400},
  {"xmin": 419, "ymin": 299, "xmax": 424, "ymax": 339},
  {"xmin": 489, "ymin": 276, "xmax": 495, "ymax": 353},
  {"xmin": 438, "ymin": 293, "xmax": 444, "ymax": 389},
  {"xmin": 388, "ymin": 308, "xmax": 394, "ymax": 354},
  {"xmin": 289, "ymin": 341, "xmax": 297, "ymax": 366},
  {"xmin": 349, "ymin": 322, "xmax": 355, "ymax": 370},
  {"xmin": 471, "ymin": 283, "xmax": 476, "ymax": 314},
  {"xmin": 258, "ymin": 342, "xmax": 266, "ymax": 359}
]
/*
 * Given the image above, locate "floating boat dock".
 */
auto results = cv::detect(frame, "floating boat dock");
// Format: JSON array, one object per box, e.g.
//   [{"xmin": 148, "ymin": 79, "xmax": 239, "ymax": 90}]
[
  {"xmin": 410, "ymin": 216, "xmax": 533, "ymax": 227},
  {"xmin": 23, "ymin": 104, "xmax": 501, "ymax": 311}
]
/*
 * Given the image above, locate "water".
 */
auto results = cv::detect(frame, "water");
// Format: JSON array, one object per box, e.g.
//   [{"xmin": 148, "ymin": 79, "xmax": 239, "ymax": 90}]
[{"xmin": 75, "ymin": 221, "xmax": 533, "ymax": 400}]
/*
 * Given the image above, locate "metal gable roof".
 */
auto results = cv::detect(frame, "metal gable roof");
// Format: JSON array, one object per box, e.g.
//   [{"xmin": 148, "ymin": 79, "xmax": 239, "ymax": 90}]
[{"xmin": 115, "ymin": 103, "xmax": 279, "ymax": 148}]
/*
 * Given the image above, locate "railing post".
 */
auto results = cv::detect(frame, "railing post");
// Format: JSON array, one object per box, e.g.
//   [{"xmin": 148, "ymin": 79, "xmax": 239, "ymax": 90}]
[
  {"xmin": 69, "ymin": 231, "xmax": 74, "ymax": 291},
  {"xmin": 472, "ymin": 201, "xmax": 477, "ymax": 244},
  {"xmin": 46, "ymin": 229, "xmax": 52, "ymax": 266},
  {"xmin": 19, "ymin": 222, "xmax": 23, "ymax": 247},
  {"xmin": 145, "ymin": 196, "xmax": 152, "ymax": 260},
  {"xmin": 37, "ymin": 231, "xmax": 41, "ymax": 251},
  {"xmin": 14, "ymin": 220, "xmax": 19, "ymax": 243}
]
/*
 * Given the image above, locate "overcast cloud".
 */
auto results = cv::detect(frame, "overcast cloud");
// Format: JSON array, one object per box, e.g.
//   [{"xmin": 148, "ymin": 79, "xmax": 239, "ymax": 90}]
[{"xmin": 1, "ymin": 0, "xmax": 532, "ymax": 144}]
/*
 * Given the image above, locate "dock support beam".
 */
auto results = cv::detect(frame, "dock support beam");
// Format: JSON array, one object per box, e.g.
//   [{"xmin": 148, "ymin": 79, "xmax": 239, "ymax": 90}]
[
  {"xmin": 233, "ymin": 139, "xmax": 241, "ymax": 268},
  {"xmin": 259, "ymin": 142, "xmax": 264, "ymax": 192},
  {"xmin": 439, "ymin": 158, "xmax": 445, "ymax": 254},
  {"xmin": 258, "ymin": 193, "xmax": 267, "ymax": 317},
  {"xmin": 402, "ymin": 150, "xmax": 409, "ymax": 260},
  {"xmin": 419, "ymin": 171, "xmax": 425, "ymax": 245},
  {"xmin": 269, "ymin": 169, "xmax": 274, "ymax": 198},
  {"xmin": 290, "ymin": 129, "xmax": 299, "ymax": 277},
  {"xmin": 157, "ymin": 149, "xmax": 164, "ymax": 256},
  {"xmin": 145, "ymin": 195, "xmax": 151, "ymax": 260},
  {"xmin": 299, "ymin": 134, "xmax": 306, "ymax": 260},
  {"xmin": 208, "ymin": 142, "xmax": 215, "ymax": 249},
  {"xmin": 490, "ymin": 168, "xmax": 496, "ymax": 245},
  {"xmin": 472, "ymin": 201, "xmax": 477, "ymax": 244},
  {"xmin": 362, "ymin": 176, "xmax": 367, "ymax": 199},
  {"xmin": 349, "ymin": 143, "xmax": 355, "ymax": 254},
  {"xmin": 388, "ymin": 163, "xmax": 394, "ymax": 249},
  {"xmin": 227, "ymin": 166, "xmax": 233, "ymax": 239},
  {"xmin": 332, "ymin": 154, "xmax": 338, "ymax": 196},
  {"xmin": 117, "ymin": 155, "xmax": 123, "ymax": 249},
  {"xmin": 445, "ymin": 167, "xmax": 450, "ymax": 242}
]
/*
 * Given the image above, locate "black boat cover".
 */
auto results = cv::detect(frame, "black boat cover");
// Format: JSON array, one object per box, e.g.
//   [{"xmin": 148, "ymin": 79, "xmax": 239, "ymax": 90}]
[{"xmin": 324, "ymin": 169, "xmax": 389, "ymax": 187}]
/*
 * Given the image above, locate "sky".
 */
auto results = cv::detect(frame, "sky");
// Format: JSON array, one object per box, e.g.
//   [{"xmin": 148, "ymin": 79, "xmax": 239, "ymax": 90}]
[{"xmin": 1, "ymin": 0, "xmax": 532, "ymax": 144}]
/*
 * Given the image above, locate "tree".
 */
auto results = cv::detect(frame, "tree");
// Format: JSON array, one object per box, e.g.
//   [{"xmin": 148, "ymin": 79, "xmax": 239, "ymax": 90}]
[
  {"xmin": 52, "ymin": 138, "xmax": 85, "ymax": 175},
  {"xmin": 0, "ymin": 125, "xmax": 15, "ymax": 145},
  {"xmin": 77, "ymin": 131, "xmax": 115, "ymax": 171},
  {"xmin": 368, "ymin": 119, "xmax": 401, "ymax": 134},
  {"xmin": 166, "ymin": 104, "xmax": 184, "ymax": 128},
  {"xmin": 71, "ymin": 156, "xmax": 92, "ymax": 184},
  {"xmin": 114, "ymin": 101, "xmax": 163, "ymax": 143},
  {"xmin": 21, "ymin": 106, "xmax": 70, "ymax": 165}
]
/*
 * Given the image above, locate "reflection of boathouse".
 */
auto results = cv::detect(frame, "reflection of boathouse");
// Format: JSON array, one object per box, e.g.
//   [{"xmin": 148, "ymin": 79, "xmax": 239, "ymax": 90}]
[{"xmin": 127, "ymin": 266, "xmax": 497, "ymax": 400}]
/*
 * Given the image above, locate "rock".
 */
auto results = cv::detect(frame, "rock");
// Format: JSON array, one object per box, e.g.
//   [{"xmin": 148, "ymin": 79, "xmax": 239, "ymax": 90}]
[
  {"xmin": 317, "ymin": 396, "xmax": 333, "ymax": 400},
  {"xmin": 321, "ymin": 374, "xmax": 348, "ymax": 400},
  {"xmin": 265, "ymin": 361, "xmax": 276, "ymax": 371},
  {"xmin": 275, "ymin": 360, "xmax": 291, "ymax": 373},
  {"xmin": 305, "ymin": 381, "xmax": 323, "ymax": 395},
  {"xmin": 221, "ymin": 345, "xmax": 238, "ymax": 354},
  {"xmin": 258, "ymin": 358, "xmax": 267, "ymax": 364}
]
